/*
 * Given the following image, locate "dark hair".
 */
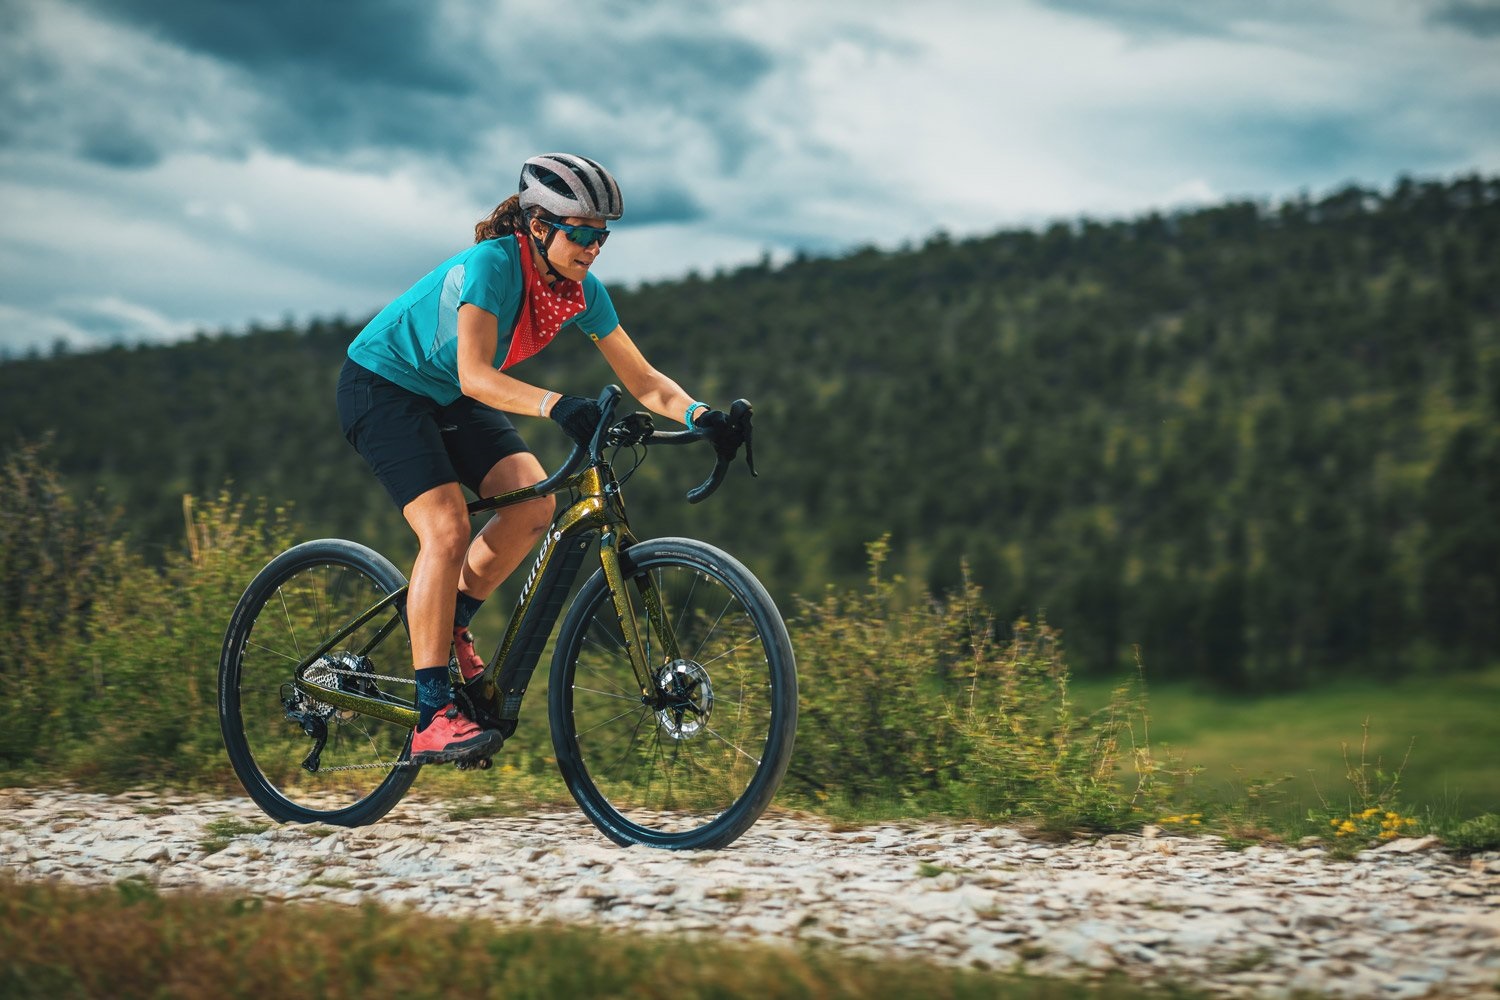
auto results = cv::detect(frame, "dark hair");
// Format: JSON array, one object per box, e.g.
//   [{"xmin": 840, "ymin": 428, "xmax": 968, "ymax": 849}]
[
  {"xmin": 474, "ymin": 195, "xmax": 560, "ymax": 243},
  {"xmin": 474, "ymin": 195, "xmax": 523, "ymax": 243}
]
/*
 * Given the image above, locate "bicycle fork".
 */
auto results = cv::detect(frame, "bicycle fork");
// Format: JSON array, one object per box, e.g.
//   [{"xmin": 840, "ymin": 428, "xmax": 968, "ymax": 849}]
[{"xmin": 601, "ymin": 534, "xmax": 688, "ymax": 712}]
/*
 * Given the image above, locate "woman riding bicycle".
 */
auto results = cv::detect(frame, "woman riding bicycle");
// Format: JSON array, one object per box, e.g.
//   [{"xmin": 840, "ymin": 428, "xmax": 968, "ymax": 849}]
[{"xmin": 337, "ymin": 153, "xmax": 736, "ymax": 765}]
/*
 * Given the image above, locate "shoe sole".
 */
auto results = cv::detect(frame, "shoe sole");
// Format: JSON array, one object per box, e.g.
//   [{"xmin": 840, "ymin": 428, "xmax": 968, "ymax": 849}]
[{"xmin": 410, "ymin": 729, "xmax": 504, "ymax": 765}]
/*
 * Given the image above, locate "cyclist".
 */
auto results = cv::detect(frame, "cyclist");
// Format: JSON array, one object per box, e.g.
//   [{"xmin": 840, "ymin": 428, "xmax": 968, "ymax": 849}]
[{"xmin": 336, "ymin": 153, "xmax": 738, "ymax": 765}]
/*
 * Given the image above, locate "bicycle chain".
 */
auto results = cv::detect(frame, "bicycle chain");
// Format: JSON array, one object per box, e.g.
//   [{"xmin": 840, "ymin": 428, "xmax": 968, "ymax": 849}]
[
  {"xmin": 320, "ymin": 664, "xmax": 417, "ymax": 685},
  {"xmin": 316, "ymin": 759, "xmax": 415, "ymax": 772}
]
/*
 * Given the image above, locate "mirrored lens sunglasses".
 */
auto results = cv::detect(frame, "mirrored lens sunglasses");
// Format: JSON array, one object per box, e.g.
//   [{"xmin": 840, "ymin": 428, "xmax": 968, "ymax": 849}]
[{"xmin": 549, "ymin": 220, "xmax": 610, "ymax": 248}]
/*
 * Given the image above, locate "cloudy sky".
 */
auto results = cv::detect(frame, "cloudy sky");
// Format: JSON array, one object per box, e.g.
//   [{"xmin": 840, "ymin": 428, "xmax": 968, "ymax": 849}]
[{"xmin": 1, "ymin": 0, "xmax": 1497, "ymax": 356}]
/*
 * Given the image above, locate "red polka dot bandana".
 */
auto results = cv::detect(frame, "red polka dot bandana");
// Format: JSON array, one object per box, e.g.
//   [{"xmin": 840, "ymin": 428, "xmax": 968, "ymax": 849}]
[{"xmin": 501, "ymin": 233, "xmax": 586, "ymax": 370}]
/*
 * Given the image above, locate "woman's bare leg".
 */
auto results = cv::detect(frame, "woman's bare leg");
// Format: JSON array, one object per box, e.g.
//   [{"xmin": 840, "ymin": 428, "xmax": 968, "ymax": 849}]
[
  {"xmin": 400, "ymin": 483, "xmax": 472, "ymax": 668},
  {"xmin": 458, "ymin": 452, "xmax": 556, "ymax": 600}
]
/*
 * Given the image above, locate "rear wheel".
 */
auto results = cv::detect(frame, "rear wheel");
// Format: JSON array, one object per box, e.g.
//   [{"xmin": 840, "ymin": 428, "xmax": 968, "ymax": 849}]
[
  {"xmin": 218, "ymin": 539, "xmax": 418, "ymax": 826},
  {"xmin": 549, "ymin": 538, "xmax": 797, "ymax": 849}
]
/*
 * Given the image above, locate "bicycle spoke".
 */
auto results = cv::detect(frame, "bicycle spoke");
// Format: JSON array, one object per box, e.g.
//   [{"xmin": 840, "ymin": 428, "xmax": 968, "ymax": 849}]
[
  {"xmin": 672, "ymin": 569, "xmax": 701, "ymax": 640},
  {"xmin": 703, "ymin": 725, "xmax": 763, "ymax": 766},
  {"xmin": 574, "ymin": 706, "xmax": 647, "ymax": 739},
  {"xmin": 276, "ymin": 587, "xmax": 302, "ymax": 660},
  {"xmin": 246, "ymin": 639, "xmax": 300, "ymax": 664},
  {"xmin": 572, "ymin": 685, "xmax": 640, "ymax": 704},
  {"xmin": 690, "ymin": 596, "xmax": 737, "ymax": 665},
  {"xmin": 695, "ymin": 633, "xmax": 762, "ymax": 668}
]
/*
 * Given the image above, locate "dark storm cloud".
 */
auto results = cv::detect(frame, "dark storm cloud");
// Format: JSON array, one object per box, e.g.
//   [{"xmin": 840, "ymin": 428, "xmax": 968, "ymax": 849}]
[
  {"xmin": 61, "ymin": 0, "xmax": 774, "ymax": 205},
  {"xmin": 81, "ymin": 0, "xmax": 473, "ymax": 93},
  {"xmin": 1429, "ymin": 0, "xmax": 1500, "ymax": 36},
  {"xmin": 73, "ymin": 0, "xmax": 500, "ymax": 165},
  {"xmin": 78, "ymin": 122, "xmax": 161, "ymax": 168}
]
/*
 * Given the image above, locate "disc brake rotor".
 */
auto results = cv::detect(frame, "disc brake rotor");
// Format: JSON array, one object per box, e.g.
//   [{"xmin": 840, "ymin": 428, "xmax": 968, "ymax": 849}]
[{"xmin": 654, "ymin": 659, "xmax": 713, "ymax": 740}]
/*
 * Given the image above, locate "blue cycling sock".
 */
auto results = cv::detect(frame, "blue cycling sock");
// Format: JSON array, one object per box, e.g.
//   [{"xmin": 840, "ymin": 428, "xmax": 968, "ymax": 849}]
[
  {"xmin": 454, "ymin": 591, "xmax": 485, "ymax": 629},
  {"xmin": 415, "ymin": 666, "xmax": 451, "ymax": 731}
]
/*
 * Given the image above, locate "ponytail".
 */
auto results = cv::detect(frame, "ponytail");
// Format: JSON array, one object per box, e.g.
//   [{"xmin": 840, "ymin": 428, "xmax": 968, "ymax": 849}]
[{"xmin": 474, "ymin": 195, "xmax": 528, "ymax": 243}]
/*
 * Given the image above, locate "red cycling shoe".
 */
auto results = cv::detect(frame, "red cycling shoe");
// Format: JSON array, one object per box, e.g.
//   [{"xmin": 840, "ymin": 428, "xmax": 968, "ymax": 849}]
[{"xmin": 410, "ymin": 704, "xmax": 502, "ymax": 764}]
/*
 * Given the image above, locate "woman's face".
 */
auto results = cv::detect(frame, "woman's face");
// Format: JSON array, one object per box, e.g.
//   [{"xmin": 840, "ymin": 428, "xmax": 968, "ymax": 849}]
[{"xmin": 530, "ymin": 215, "xmax": 608, "ymax": 283}]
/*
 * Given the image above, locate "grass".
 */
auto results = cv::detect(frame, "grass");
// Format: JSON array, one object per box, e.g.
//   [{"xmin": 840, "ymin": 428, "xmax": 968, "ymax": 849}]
[
  {"xmin": 0, "ymin": 877, "xmax": 1208, "ymax": 1000},
  {"xmin": 197, "ymin": 817, "xmax": 271, "ymax": 855},
  {"xmin": 1073, "ymin": 664, "xmax": 1500, "ymax": 822}
]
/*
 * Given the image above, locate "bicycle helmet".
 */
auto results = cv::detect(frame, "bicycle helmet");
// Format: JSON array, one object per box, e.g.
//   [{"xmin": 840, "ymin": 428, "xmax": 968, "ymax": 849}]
[{"xmin": 518, "ymin": 153, "xmax": 624, "ymax": 221}]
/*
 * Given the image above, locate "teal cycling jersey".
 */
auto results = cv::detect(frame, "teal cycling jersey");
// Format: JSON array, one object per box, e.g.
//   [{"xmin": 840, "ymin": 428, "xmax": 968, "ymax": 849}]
[{"xmin": 347, "ymin": 237, "xmax": 618, "ymax": 404}]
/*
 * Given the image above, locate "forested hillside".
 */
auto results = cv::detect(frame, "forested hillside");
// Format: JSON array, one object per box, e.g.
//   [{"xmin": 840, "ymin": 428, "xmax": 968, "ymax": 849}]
[{"xmin": 3, "ymin": 174, "xmax": 1496, "ymax": 689}]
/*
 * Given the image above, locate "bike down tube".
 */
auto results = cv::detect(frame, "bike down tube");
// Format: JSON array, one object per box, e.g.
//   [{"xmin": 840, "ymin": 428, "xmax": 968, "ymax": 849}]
[{"xmin": 484, "ymin": 467, "xmax": 616, "ymax": 715}]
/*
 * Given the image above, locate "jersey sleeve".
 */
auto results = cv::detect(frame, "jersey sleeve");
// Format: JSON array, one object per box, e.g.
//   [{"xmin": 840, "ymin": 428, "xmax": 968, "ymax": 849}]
[
  {"xmin": 458, "ymin": 241, "xmax": 514, "ymax": 316},
  {"xmin": 575, "ymin": 272, "xmax": 619, "ymax": 340}
]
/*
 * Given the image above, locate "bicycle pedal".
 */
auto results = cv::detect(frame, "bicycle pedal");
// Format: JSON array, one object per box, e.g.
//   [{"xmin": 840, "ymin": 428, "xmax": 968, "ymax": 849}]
[{"xmin": 454, "ymin": 756, "xmax": 493, "ymax": 772}]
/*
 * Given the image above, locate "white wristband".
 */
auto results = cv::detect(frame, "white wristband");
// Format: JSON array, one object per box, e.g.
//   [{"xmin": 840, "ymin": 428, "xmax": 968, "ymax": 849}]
[{"xmin": 538, "ymin": 391, "xmax": 556, "ymax": 417}]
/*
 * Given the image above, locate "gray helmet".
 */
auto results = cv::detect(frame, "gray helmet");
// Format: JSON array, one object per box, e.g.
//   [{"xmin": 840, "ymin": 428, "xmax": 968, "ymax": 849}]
[{"xmin": 518, "ymin": 153, "xmax": 623, "ymax": 221}]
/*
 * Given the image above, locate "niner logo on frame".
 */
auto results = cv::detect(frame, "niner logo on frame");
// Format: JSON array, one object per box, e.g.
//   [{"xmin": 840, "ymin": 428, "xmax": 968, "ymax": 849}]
[{"xmin": 519, "ymin": 528, "xmax": 563, "ymax": 606}]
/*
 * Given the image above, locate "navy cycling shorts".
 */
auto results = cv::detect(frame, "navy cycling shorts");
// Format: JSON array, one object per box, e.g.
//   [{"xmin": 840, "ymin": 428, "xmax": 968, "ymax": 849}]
[{"xmin": 336, "ymin": 357, "xmax": 530, "ymax": 511}]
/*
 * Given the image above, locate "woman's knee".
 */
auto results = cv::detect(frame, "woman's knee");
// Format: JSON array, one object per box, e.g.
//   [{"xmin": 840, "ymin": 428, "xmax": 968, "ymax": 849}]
[
  {"xmin": 404, "ymin": 488, "xmax": 471, "ymax": 561},
  {"xmin": 417, "ymin": 517, "xmax": 469, "ymax": 562}
]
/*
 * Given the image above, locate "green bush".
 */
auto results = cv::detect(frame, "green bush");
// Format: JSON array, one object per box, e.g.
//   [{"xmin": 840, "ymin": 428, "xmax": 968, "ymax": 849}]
[
  {"xmin": 0, "ymin": 441, "xmax": 131, "ymax": 766},
  {"xmin": 1443, "ymin": 813, "xmax": 1500, "ymax": 853},
  {"xmin": 75, "ymin": 490, "xmax": 296, "ymax": 784},
  {"xmin": 0, "ymin": 442, "xmax": 295, "ymax": 785},
  {"xmin": 952, "ymin": 621, "xmax": 1174, "ymax": 833},
  {"xmin": 788, "ymin": 538, "xmax": 970, "ymax": 808},
  {"xmin": 789, "ymin": 538, "xmax": 1174, "ymax": 831}
]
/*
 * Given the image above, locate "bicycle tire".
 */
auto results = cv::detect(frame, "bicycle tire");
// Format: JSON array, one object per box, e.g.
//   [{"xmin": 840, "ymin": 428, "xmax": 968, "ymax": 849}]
[
  {"xmin": 219, "ymin": 538, "xmax": 419, "ymax": 826},
  {"xmin": 548, "ymin": 537, "xmax": 797, "ymax": 849}
]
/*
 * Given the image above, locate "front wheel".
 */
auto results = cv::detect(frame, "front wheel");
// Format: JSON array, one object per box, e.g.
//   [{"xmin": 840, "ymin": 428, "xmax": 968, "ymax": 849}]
[{"xmin": 549, "ymin": 537, "xmax": 797, "ymax": 849}]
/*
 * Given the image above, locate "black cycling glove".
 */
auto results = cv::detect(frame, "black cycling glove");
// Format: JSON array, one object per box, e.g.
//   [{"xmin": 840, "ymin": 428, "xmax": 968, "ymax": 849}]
[
  {"xmin": 550, "ymin": 394, "xmax": 602, "ymax": 447},
  {"xmin": 693, "ymin": 407, "xmax": 747, "ymax": 462}
]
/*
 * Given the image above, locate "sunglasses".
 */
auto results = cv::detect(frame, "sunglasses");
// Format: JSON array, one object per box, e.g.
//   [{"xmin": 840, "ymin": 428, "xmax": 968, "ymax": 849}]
[{"xmin": 549, "ymin": 220, "xmax": 611, "ymax": 248}]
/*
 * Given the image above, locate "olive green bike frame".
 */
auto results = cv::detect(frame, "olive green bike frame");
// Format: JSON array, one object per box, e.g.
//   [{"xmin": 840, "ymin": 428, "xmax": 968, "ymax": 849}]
[{"xmin": 287, "ymin": 461, "xmax": 681, "ymax": 730}]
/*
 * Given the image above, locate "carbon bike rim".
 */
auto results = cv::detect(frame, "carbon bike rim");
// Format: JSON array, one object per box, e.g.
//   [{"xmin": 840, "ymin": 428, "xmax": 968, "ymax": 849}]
[{"xmin": 230, "ymin": 558, "xmax": 414, "ymax": 813}]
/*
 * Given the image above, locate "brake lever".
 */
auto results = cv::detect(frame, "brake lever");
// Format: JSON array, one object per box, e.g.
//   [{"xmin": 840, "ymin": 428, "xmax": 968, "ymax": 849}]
[
  {"xmin": 686, "ymin": 398, "xmax": 756, "ymax": 503},
  {"xmin": 728, "ymin": 399, "xmax": 757, "ymax": 478}
]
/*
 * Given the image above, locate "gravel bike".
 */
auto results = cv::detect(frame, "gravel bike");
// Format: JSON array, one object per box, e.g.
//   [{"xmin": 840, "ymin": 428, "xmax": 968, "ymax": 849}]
[{"xmin": 218, "ymin": 387, "xmax": 797, "ymax": 850}]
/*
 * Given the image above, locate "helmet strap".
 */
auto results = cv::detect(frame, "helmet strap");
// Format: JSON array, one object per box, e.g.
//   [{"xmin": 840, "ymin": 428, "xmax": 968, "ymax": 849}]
[{"xmin": 526, "ymin": 215, "xmax": 567, "ymax": 283}]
